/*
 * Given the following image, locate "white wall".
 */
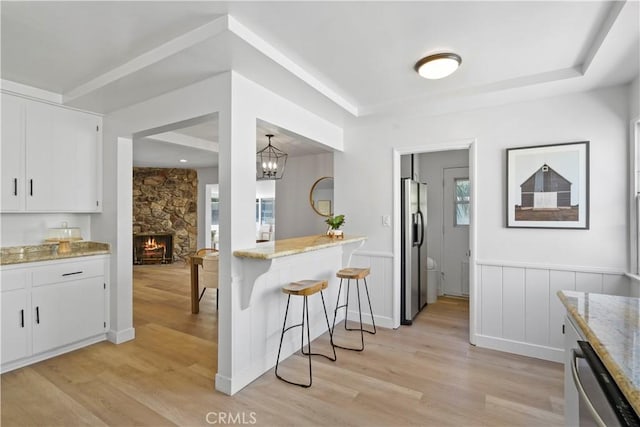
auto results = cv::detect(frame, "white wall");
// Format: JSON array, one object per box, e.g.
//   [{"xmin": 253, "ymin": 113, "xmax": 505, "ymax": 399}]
[
  {"xmin": 196, "ymin": 167, "xmax": 218, "ymax": 250},
  {"xmin": 0, "ymin": 213, "xmax": 91, "ymax": 246},
  {"xmin": 275, "ymin": 152, "xmax": 333, "ymax": 239},
  {"xmin": 417, "ymin": 150, "xmax": 469, "ymax": 291},
  {"xmin": 631, "ymin": 75, "xmax": 639, "ymax": 121},
  {"xmin": 95, "ymin": 73, "xmax": 232, "ymax": 345},
  {"xmin": 337, "ymin": 84, "xmax": 632, "ymax": 361},
  {"xmin": 96, "ymin": 71, "xmax": 343, "ymax": 395},
  {"xmin": 217, "ymin": 72, "xmax": 343, "ymax": 394}
]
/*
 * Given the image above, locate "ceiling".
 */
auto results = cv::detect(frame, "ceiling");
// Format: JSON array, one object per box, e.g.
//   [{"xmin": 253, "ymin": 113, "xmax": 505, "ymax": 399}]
[
  {"xmin": 2, "ymin": 1, "xmax": 639, "ymax": 166},
  {"xmin": 133, "ymin": 117, "xmax": 332, "ymax": 168}
]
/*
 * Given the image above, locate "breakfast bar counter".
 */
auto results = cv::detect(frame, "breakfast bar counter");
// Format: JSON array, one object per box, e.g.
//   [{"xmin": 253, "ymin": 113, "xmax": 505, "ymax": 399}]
[
  {"xmin": 233, "ymin": 234, "xmax": 367, "ymax": 260},
  {"xmin": 222, "ymin": 233, "xmax": 367, "ymax": 394},
  {"xmin": 558, "ymin": 290, "xmax": 640, "ymax": 415}
]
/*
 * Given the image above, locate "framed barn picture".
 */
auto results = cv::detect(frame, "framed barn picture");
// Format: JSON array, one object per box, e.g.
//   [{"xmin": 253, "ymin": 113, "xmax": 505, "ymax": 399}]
[{"xmin": 506, "ymin": 141, "xmax": 589, "ymax": 229}]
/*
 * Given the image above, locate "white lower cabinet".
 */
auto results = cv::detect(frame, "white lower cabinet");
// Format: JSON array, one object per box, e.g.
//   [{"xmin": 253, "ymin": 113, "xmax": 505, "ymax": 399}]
[
  {"xmin": 0, "ymin": 255, "xmax": 109, "ymax": 372},
  {"xmin": 32, "ymin": 277, "xmax": 105, "ymax": 354},
  {"xmin": 1, "ymin": 289, "xmax": 29, "ymax": 364}
]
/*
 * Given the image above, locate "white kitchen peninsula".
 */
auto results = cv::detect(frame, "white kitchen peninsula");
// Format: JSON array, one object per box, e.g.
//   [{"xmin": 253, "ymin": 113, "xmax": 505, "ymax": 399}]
[{"xmin": 224, "ymin": 234, "xmax": 366, "ymax": 393}]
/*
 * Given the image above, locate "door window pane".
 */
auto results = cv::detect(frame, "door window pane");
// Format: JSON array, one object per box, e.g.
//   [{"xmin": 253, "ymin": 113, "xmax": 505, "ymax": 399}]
[{"xmin": 455, "ymin": 178, "xmax": 470, "ymax": 226}]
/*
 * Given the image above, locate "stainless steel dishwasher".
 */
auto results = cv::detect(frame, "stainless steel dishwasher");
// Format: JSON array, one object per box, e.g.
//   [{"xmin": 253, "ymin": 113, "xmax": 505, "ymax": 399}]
[{"xmin": 571, "ymin": 341, "xmax": 640, "ymax": 426}]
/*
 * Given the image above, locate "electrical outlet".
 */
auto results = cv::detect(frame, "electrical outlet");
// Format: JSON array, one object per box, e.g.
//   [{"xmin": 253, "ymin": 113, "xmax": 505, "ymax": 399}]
[{"xmin": 382, "ymin": 215, "xmax": 391, "ymax": 227}]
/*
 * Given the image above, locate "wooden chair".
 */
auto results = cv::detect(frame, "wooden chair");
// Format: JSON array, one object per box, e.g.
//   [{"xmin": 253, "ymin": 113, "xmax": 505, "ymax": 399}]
[{"xmin": 196, "ymin": 248, "xmax": 219, "ymax": 309}]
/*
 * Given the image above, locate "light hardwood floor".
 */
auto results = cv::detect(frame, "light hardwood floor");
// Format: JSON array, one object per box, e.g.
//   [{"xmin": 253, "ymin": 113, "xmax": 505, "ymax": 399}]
[{"xmin": 1, "ymin": 263, "xmax": 564, "ymax": 426}]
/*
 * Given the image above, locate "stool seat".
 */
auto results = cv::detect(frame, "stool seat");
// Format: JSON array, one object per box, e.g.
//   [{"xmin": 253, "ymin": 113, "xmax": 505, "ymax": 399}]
[
  {"xmin": 282, "ymin": 280, "xmax": 328, "ymax": 296},
  {"xmin": 336, "ymin": 267, "xmax": 370, "ymax": 280}
]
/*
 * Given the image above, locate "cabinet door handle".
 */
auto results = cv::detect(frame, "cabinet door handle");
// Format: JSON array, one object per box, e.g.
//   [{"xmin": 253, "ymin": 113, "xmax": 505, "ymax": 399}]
[
  {"xmin": 20, "ymin": 309, "xmax": 24, "ymax": 328},
  {"xmin": 29, "ymin": 179, "xmax": 33, "ymax": 196},
  {"xmin": 62, "ymin": 271, "xmax": 83, "ymax": 277},
  {"xmin": 35, "ymin": 306, "xmax": 40, "ymax": 324},
  {"xmin": 13, "ymin": 178, "xmax": 17, "ymax": 196}
]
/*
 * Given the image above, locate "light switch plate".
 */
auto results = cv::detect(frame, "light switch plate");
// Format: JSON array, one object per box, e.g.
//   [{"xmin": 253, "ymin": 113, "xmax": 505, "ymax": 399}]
[{"xmin": 382, "ymin": 215, "xmax": 391, "ymax": 227}]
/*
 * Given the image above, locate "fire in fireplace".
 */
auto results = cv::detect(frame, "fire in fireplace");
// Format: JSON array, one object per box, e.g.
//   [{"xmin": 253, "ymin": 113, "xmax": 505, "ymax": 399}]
[{"xmin": 133, "ymin": 233, "xmax": 173, "ymax": 264}]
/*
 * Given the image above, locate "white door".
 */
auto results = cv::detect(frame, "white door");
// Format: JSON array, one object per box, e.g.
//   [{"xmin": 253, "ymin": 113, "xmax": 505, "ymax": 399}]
[
  {"xmin": 533, "ymin": 192, "xmax": 557, "ymax": 208},
  {"xmin": 1, "ymin": 289, "xmax": 30, "ymax": 364},
  {"xmin": 32, "ymin": 277, "xmax": 105, "ymax": 354},
  {"xmin": 25, "ymin": 101, "xmax": 100, "ymax": 212},
  {"xmin": 1, "ymin": 94, "xmax": 25, "ymax": 212},
  {"xmin": 443, "ymin": 168, "xmax": 470, "ymax": 296}
]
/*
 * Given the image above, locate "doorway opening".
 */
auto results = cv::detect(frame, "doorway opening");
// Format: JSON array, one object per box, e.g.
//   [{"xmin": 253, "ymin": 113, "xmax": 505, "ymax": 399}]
[
  {"xmin": 394, "ymin": 141, "xmax": 477, "ymax": 343},
  {"xmin": 130, "ymin": 113, "xmax": 220, "ymax": 371}
]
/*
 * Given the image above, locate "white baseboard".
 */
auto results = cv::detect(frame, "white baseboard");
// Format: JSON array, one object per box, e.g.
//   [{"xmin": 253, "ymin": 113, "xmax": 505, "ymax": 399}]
[
  {"xmin": 214, "ymin": 373, "xmax": 233, "ymax": 395},
  {"xmin": 474, "ymin": 334, "xmax": 564, "ymax": 363},
  {"xmin": 1, "ymin": 334, "xmax": 107, "ymax": 374},
  {"xmin": 107, "ymin": 327, "xmax": 135, "ymax": 344},
  {"xmin": 345, "ymin": 310, "xmax": 394, "ymax": 329}
]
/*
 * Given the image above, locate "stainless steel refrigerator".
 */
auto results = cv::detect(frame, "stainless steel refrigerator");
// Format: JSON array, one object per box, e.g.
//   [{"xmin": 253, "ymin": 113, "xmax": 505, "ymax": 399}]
[{"xmin": 401, "ymin": 178, "xmax": 428, "ymax": 325}]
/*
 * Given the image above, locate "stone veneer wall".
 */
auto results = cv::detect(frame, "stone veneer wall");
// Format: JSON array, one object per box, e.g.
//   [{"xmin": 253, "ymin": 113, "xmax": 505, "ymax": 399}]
[{"xmin": 132, "ymin": 168, "xmax": 197, "ymax": 262}]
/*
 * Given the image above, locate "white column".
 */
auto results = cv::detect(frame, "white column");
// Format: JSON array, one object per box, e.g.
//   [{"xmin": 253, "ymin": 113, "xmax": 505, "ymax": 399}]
[{"xmin": 215, "ymin": 72, "xmax": 257, "ymax": 394}]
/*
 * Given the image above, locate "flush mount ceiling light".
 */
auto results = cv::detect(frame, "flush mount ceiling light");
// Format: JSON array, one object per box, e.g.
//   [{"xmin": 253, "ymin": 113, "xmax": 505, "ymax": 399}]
[
  {"xmin": 414, "ymin": 52, "xmax": 462, "ymax": 79},
  {"xmin": 256, "ymin": 134, "xmax": 288, "ymax": 180}
]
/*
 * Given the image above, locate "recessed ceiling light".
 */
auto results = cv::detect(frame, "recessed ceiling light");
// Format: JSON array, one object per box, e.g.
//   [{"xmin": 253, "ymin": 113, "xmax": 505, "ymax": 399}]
[
  {"xmin": 179, "ymin": 159, "xmax": 188, "ymax": 163},
  {"xmin": 414, "ymin": 52, "xmax": 462, "ymax": 80}
]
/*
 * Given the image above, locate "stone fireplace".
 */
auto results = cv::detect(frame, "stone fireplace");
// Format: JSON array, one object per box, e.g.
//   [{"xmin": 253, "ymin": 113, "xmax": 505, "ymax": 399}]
[
  {"xmin": 133, "ymin": 233, "xmax": 174, "ymax": 264},
  {"xmin": 132, "ymin": 167, "xmax": 197, "ymax": 262}
]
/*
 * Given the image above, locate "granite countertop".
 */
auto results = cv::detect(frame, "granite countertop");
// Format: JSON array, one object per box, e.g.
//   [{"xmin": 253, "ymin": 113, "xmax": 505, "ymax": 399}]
[
  {"xmin": 558, "ymin": 290, "xmax": 640, "ymax": 415},
  {"xmin": 233, "ymin": 234, "xmax": 367, "ymax": 260},
  {"xmin": 0, "ymin": 241, "xmax": 111, "ymax": 266}
]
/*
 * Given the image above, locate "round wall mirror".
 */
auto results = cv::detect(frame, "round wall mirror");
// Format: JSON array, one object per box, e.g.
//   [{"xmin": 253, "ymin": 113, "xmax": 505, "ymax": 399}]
[{"xmin": 309, "ymin": 176, "xmax": 334, "ymax": 217}]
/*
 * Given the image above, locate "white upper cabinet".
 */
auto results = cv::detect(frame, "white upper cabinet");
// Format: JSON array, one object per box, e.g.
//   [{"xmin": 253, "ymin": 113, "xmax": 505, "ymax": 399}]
[
  {"xmin": 1, "ymin": 94, "xmax": 26, "ymax": 211},
  {"xmin": 1, "ymin": 93, "xmax": 102, "ymax": 213}
]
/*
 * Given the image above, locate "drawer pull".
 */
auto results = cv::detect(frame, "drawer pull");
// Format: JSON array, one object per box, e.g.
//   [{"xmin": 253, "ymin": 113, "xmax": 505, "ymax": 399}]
[
  {"xmin": 36, "ymin": 306, "xmax": 40, "ymax": 324},
  {"xmin": 20, "ymin": 309, "xmax": 24, "ymax": 328},
  {"xmin": 29, "ymin": 179, "xmax": 33, "ymax": 196},
  {"xmin": 62, "ymin": 271, "xmax": 83, "ymax": 277},
  {"xmin": 13, "ymin": 178, "xmax": 17, "ymax": 196}
]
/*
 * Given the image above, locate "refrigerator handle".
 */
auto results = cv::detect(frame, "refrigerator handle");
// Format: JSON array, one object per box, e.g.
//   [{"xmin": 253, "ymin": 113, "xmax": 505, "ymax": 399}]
[{"xmin": 417, "ymin": 210, "xmax": 425, "ymax": 247}]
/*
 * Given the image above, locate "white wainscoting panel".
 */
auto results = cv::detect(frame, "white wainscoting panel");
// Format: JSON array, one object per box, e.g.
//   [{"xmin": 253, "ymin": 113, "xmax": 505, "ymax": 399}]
[
  {"xmin": 476, "ymin": 261, "xmax": 630, "ymax": 362},
  {"xmin": 349, "ymin": 251, "xmax": 394, "ymax": 329},
  {"xmin": 575, "ymin": 272, "xmax": 603, "ymax": 293},
  {"xmin": 502, "ymin": 267, "xmax": 525, "ymax": 342},
  {"xmin": 525, "ymin": 268, "xmax": 549, "ymax": 346},
  {"xmin": 480, "ymin": 265, "xmax": 503, "ymax": 337}
]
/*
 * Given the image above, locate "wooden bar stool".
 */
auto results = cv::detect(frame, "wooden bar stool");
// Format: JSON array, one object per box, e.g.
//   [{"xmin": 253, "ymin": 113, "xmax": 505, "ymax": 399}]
[
  {"xmin": 275, "ymin": 279, "xmax": 336, "ymax": 388},
  {"xmin": 332, "ymin": 267, "xmax": 376, "ymax": 351}
]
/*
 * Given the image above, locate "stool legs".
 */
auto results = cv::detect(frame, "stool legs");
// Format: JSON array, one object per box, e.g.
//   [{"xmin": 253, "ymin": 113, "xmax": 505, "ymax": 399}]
[
  {"xmin": 332, "ymin": 277, "xmax": 377, "ymax": 352},
  {"xmin": 275, "ymin": 290, "xmax": 336, "ymax": 388}
]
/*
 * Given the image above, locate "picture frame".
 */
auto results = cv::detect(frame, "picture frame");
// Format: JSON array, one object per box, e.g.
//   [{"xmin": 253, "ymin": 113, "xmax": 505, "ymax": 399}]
[
  {"xmin": 317, "ymin": 200, "xmax": 332, "ymax": 216},
  {"xmin": 506, "ymin": 141, "xmax": 589, "ymax": 229}
]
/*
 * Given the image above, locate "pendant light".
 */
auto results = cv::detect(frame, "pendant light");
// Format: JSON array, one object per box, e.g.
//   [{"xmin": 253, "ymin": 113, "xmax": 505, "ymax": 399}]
[{"xmin": 256, "ymin": 134, "xmax": 288, "ymax": 180}]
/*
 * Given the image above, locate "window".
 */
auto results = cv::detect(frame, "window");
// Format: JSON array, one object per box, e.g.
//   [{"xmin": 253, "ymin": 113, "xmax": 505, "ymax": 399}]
[
  {"xmin": 260, "ymin": 198, "xmax": 275, "ymax": 225},
  {"xmin": 210, "ymin": 197, "xmax": 219, "ymax": 226},
  {"xmin": 454, "ymin": 178, "xmax": 470, "ymax": 226},
  {"xmin": 255, "ymin": 197, "xmax": 275, "ymax": 225}
]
